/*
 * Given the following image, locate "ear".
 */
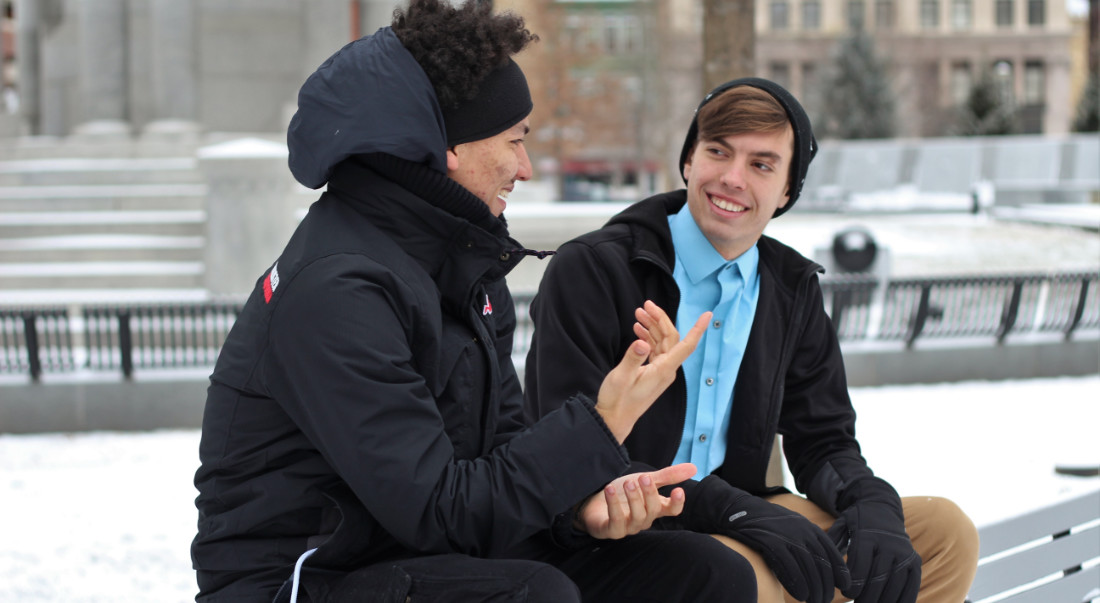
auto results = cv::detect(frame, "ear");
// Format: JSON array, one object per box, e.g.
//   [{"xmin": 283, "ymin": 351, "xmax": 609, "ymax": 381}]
[
  {"xmin": 778, "ymin": 184, "xmax": 791, "ymax": 209},
  {"xmin": 682, "ymin": 148, "xmax": 694, "ymax": 182},
  {"xmin": 446, "ymin": 147, "xmax": 460, "ymax": 172}
]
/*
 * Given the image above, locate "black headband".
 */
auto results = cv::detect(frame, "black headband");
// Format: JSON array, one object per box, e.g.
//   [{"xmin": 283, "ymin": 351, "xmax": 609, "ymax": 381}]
[
  {"xmin": 678, "ymin": 77, "xmax": 817, "ymax": 217},
  {"xmin": 442, "ymin": 59, "xmax": 533, "ymax": 146}
]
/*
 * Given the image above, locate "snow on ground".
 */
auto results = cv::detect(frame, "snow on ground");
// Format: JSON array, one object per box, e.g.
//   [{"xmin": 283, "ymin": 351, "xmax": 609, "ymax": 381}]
[{"xmin": 1, "ymin": 375, "xmax": 1097, "ymax": 602}]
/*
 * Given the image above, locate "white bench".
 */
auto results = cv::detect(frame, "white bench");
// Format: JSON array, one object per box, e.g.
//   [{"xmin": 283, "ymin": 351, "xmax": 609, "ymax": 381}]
[{"xmin": 966, "ymin": 488, "xmax": 1100, "ymax": 603}]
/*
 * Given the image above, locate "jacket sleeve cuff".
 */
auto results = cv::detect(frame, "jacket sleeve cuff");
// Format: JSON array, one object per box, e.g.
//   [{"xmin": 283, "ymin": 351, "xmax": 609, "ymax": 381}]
[
  {"xmin": 672, "ymin": 475, "xmax": 751, "ymax": 533},
  {"xmin": 807, "ymin": 458, "xmax": 904, "ymax": 518},
  {"xmin": 547, "ymin": 506, "xmax": 599, "ymax": 550},
  {"xmin": 571, "ymin": 393, "xmax": 630, "ymax": 465}
]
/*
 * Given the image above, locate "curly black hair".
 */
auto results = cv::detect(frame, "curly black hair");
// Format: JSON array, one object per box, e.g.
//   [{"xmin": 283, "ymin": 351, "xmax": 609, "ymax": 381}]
[{"xmin": 392, "ymin": 0, "xmax": 538, "ymax": 109}]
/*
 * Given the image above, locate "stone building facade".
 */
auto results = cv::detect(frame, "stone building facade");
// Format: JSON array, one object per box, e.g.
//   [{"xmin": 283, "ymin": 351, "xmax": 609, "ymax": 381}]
[
  {"xmin": 2, "ymin": 0, "xmax": 1089, "ymax": 193},
  {"xmin": 754, "ymin": 0, "xmax": 1080, "ymax": 136}
]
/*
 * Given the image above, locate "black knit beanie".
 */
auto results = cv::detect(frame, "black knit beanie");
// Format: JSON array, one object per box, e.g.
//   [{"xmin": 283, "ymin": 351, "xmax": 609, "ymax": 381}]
[
  {"xmin": 678, "ymin": 77, "xmax": 817, "ymax": 217},
  {"xmin": 442, "ymin": 59, "xmax": 533, "ymax": 146}
]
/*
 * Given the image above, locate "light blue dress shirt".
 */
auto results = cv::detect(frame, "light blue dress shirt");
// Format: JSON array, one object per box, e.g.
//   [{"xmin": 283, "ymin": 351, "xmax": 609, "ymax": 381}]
[{"xmin": 668, "ymin": 203, "xmax": 760, "ymax": 479}]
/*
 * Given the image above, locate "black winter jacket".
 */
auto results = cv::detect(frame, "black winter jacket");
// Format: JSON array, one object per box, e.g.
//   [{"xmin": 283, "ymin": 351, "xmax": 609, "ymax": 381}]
[
  {"xmin": 192, "ymin": 28, "xmax": 629, "ymax": 602},
  {"xmin": 525, "ymin": 192, "xmax": 888, "ymax": 525}
]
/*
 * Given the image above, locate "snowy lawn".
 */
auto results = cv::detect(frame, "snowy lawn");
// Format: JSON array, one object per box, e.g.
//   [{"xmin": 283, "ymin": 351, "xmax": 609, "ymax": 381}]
[{"xmin": 1, "ymin": 375, "xmax": 1097, "ymax": 602}]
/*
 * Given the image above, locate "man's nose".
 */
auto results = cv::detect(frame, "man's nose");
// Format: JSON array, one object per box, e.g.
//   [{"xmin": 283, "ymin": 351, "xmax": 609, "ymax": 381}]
[
  {"xmin": 516, "ymin": 145, "xmax": 533, "ymax": 181},
  {"xmin": 720, "ymin": 162, "xmax": 746, "ymax": 189}
]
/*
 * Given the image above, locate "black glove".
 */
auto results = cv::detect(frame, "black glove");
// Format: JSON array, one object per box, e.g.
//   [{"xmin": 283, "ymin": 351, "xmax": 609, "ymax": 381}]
[
  {"xmin": 826, "ymin": 484, "xmax": 920, "ymax": 603},
  {"xmin": 687, "ymin": 476, "xmax": 850, "ymax": 603}
]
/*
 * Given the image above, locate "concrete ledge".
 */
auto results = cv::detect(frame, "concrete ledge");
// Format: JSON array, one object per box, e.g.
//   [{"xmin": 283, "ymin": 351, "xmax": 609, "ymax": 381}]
[
  {"xmin": 841, "ymin": 335, "xmax": 1100, "ymax": 388},
  {"xmin": 0, "ymin": 376, "xmax": 208, "ymax": 434}
]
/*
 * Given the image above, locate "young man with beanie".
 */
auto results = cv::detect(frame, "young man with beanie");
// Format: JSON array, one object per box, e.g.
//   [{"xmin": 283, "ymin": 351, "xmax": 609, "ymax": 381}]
[
  {"xmin": 525, "ymin": 78, "xmax": 981, "ymax": 603},
  {"xmin": 189, "ymin": 1, "xmax": 753, "ymax": 601}
]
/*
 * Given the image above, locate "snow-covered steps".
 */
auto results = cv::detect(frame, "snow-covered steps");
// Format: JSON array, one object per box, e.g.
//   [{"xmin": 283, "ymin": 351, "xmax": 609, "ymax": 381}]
[
  {"xmin": 0, "ymin": 260, "xmax": 204, "ymax": 290},
  {"xmin": 0, "ymin": 212, "xmax": 207, "ymax": 289},
  {"xmin": 0, "ymin": 233, "xmax": 204, "ymax": 263},
  {"xmin": 0, "ymin": 157, "xmax": 204, "ymax": 186},
  {"xmin": 0, "ymin": 210, "xmax": 205, "ymax": 238}
]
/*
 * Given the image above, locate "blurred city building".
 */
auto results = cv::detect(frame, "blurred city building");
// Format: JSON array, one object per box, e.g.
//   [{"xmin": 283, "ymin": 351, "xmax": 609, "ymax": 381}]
[
  {"xmin": 0, "ymin": 0, "xmax": 1093, "ymax": 200},
  {"xmin": 754, "ymin": 0, "xmax": 1081, "ymax": 137},
  {"xmin": 512, "ymin": 0, "xmax": 1092, "ymax": 200}
]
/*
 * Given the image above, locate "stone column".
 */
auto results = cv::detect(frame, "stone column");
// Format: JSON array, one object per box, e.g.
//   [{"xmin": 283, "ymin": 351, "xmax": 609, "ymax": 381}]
[
  {"xmin": 198, "ymin": 138, "xmax": 297, "ymax": 297},
  {"xmin": 72, "ymin": 0, "xmax": 130, "ymax": 138},
  {"xmin": 359, "ymin": 0, "xmax": 398, "ymax": 37},
  {"xmin": 143, "ymin": 0, "xmax": 200, "ymax": 141},
  {"xmin": 13, "ymin": 0, "xmax": 39, "ymax": 134}
]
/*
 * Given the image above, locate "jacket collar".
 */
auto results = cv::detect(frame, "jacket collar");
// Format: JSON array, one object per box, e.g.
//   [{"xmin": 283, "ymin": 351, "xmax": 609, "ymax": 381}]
[
  {"xmin": 607, "ymin": 191, "xmax": 822, "ymax": 292},
  {"xmin": 605, "ymin": 191, "xmax": 684, "ymax": 273},
  {"xmin": 326, "ymin": 155, "xmax": 523, "ymax": 310}
]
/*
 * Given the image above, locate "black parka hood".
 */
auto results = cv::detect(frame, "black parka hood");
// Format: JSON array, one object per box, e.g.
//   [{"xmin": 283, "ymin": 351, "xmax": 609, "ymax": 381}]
[{"xmin": 287, "ymin": 27, "xmax": 448, "ymax": 189}]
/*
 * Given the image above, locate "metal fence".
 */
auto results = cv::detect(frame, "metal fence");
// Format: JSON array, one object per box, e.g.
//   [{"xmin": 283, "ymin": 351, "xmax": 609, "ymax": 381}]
[
  {"xmin": 819, "ymin": 271, "xmax": 1099, "ymax": 347},
  {"xmin": 512, "ymin": 270, "xmax": 1098, "ymax": 357},
  {"xmin": 1, "ymin": 301, "xmax": 244, "ymax": 382},
  {"xmin": 2, "ymin": 270, "xmax": 1097, "ymax": 382}
]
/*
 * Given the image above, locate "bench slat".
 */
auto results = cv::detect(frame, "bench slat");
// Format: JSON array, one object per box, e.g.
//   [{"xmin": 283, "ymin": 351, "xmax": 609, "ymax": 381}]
[
  {"xmin": 978, "ymin": 490, "xmax": 1100, "ymax": 557},
  {"xmin": 999, "ymin": 564, "xmax": 1100, "ymax": 603},
  {"xmin": 969, "ymin": 524, "xmax": 1100, "ymax": 599}
]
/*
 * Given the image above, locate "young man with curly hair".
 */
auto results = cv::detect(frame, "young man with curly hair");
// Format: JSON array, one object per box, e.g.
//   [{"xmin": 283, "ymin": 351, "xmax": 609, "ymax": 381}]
[
  {"xmin": 191, "ymin": 1, "xmax": 761, "ymax": 602},
  {"xmin": 525, "ymin": 79, "xmax": 981, "ymax": 603}
]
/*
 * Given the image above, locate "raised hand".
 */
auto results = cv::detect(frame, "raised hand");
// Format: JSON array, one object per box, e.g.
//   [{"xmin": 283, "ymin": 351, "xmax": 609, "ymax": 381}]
[
  {"xmin": 596, "ymin": 301, "xmax": 711, "ymax": 443},
  {"xmin": 577, "ymin": 463, "xmax": 698, "ymax": 540}
]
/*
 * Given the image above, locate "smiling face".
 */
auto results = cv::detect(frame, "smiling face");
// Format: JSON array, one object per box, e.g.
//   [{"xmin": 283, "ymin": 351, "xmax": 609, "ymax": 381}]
[
  {"xmin": 445, "ymin": 118, "xmax": 533, "ymax": 216},
  {"xmin": 682, "ymin": 125, "xmax": 793, "ymax": 260}
]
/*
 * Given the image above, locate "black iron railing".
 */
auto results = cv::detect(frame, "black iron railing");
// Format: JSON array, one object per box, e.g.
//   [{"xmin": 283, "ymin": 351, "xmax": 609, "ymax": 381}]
[
  {"xmin": 1, "ymin": 301, "xmax": 243, "ymax": 382},
  {"xmin": 2, "ymin": 270, "xmax": 1097, "ymax": 381}
]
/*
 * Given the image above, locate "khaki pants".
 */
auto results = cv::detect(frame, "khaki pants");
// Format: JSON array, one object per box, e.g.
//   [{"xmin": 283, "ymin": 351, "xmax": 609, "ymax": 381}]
[{"xmin": 713, "ymin": 494, "xmax": 980, "ymax": 603}]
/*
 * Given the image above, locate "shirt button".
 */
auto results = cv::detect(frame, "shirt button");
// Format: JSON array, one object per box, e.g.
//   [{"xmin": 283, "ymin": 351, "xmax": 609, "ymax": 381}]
[
  {"xmin": 705, "ymin": 377, "xmax": 714, "ymax": 386},
  {"xmin": 713, "ymin": 320, "xmax": 722, "ymax": 329},
  {"xmin": 698, "ymin": 434, "xmax": 707, "ymax": 443}
]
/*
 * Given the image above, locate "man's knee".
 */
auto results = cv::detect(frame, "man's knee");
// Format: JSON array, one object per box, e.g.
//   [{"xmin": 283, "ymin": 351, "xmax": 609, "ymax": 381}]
[
  {"xmin": 523, "ymin": 564, "xmax": 581, "ymax": 603},
  {"xmin": 904, "ymin": 496, "xmax": 980, "ymax": 577}
]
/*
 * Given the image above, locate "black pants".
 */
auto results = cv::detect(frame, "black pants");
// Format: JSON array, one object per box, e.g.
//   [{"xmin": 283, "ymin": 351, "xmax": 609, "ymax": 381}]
[
  {"xmin": 513, "ymin": 529, "xmax": 758, "ymax": 603},
  {"xmin": 279, "ymin": 530, "xmax": 756, "ymax": 602}
]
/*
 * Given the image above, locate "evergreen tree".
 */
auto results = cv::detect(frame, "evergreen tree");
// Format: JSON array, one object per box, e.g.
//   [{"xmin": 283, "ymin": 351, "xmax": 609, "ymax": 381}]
[
  {"xmin": 1072, "ymin": 71, "xmax": 1099, "ymax": 132},
  {"xmin": 817, "ymin": 29, "xmax": 896, "ymax": 139},
  {"xmin": 954, "ymin": 66, "xmax": 1017, "ymax": 136}
]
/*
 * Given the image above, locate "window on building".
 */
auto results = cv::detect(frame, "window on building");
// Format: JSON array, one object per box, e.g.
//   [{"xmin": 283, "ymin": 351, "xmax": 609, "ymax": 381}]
[
  {"xmin": 600, "ymin": 14, "xmax": 642, "ymax": 55},
  {"xmin": 802, "ymin": 62, "xmax": 818, "ymax": 88},
  {"xmin": 605, "ymin": 19, "xmax": 620, "ymax": 53},
  {"xmin": 577, "ymin": 75, "xmax": 601, "ymax": 97},
  {"xmin": 951, "ymin": 0, "xmax": 972, "ymax": 28},
  {"xmin": 920, "ymin": 0, "xmax": 940, "ymax": 27},
  {"xmin": 801, "ymin": 62, "xmax": 822, "ymax": 116},
  {"xmin": 564, "ymin": 14, "xmax": 586, "ymax": 53},
  {"xmin": 848, "ymin": 0, "xmax": 866, "ymax": 29},
  {"xmin": 951, "ymin": 61, "xmax": 972, "ymax": 105},
  {"xmin": 771, "ymin": 0, "xmax": 790, "ymax": 30},
  {"xmin": 771, "ymin": 62, "xmax": 792, "ymax": 89},
  {"xmin": 623, "ymin": 16, "xmax": 640, "ymax": 53},
  {"xmin": 802, "ymin": 0, "xmax": 822, "ymax": 29},
  {"xmin": 1027, "ymin": 0, "xmax": 1044, "ymax": 25},
  {"xmin": 995, "ymin": 0, "xmax": 1013, "ymax": 26},
  {"xmin": 993, "ymin": 59, "xmax": 1015, "ymax": 102},
  {"xmin": 875, "ymin": 0, "xmax": 895, "ymax": 28},
  {"xmin": 1023, "ymin": 60, "xmax": 1044, "ymax": 103}
]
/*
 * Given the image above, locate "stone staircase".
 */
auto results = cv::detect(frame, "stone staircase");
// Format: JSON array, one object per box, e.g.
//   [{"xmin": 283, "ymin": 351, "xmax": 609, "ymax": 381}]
[{"xmin": 0, "ymin": 138, "xmax": 209, "ymax": 301}]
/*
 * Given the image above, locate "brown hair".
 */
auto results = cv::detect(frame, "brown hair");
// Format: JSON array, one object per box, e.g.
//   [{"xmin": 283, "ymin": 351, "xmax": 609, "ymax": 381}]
[{"xmin": 692, "ymin": 86, "xmax": 795, "ymax": 184}]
